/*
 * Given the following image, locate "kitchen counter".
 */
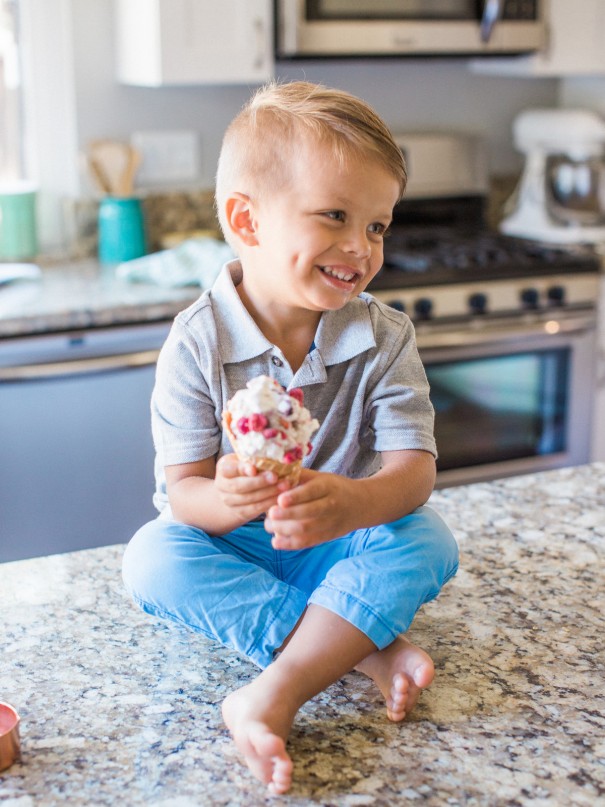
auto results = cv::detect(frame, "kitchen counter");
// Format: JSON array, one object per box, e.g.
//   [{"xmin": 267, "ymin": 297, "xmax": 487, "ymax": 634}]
[
  {"xmin": 1, "ymin": 464, "xmax": 603, "ymax": 805},
  {"xmin": 0, "ymin": 260, "xmax": 200, "ymax": 337}
]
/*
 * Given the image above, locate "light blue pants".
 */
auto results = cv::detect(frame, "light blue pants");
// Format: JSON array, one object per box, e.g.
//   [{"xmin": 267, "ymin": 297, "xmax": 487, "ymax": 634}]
[{"xmin": 122, "ymin": 506, "xmax": 458, "ymax": 669}]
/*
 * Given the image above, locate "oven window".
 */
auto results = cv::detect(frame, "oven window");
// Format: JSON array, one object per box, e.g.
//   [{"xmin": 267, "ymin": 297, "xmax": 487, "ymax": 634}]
[
  {"xmin": 427, "ymin": 349, "xmax": 570, "ymax": 471},
  {"xmin": 307, "ymin": 1, "xmax": 477, "ymax": 22}
]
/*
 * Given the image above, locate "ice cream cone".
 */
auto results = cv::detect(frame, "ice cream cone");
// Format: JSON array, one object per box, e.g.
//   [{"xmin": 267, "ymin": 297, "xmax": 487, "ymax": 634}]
[
  {"xmin": 252, "ymin": 456, "xmax": 302, "ymax": 485},
  {"xmin": 222, "ymin": 411, "xmax": 302, "ymax": 485}
]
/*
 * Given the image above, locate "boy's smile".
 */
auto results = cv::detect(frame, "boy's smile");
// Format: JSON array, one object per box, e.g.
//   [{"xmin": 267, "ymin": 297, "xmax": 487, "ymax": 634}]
[{"xmin": 233, "ymin": 140, "xmax": 401, "ymax": 329}]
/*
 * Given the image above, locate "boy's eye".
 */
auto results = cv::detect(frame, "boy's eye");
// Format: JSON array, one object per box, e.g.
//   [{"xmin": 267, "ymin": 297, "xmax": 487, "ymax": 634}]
[
  {"xmin": 369, "ymin": 222, "xmax": 390, "ymax": 237},
  {"xmin": 324, "ymin": 210, "xmax": 345, "ymax": 222}
]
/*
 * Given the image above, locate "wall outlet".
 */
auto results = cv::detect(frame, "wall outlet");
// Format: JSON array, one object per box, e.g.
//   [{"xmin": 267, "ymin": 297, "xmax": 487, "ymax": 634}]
[{"xmin": 131, "ymin": 129, "xmax": 200, "ymax": 185}]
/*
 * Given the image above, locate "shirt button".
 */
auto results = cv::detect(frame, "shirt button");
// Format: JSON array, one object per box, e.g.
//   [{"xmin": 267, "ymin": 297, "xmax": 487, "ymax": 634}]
[{"xmin": 271, "ymin": 355, "xmax": 283, "ymax": 367}]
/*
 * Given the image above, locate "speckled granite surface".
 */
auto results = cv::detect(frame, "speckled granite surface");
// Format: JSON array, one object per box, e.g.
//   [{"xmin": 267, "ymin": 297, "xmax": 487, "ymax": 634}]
[
  {"xmin": 0, "ymin": 261, "xmax": 199, "ymax": 337},
  {"xmin": 1, "ymin": 464, "xmax": 603, "ymax": 806}
]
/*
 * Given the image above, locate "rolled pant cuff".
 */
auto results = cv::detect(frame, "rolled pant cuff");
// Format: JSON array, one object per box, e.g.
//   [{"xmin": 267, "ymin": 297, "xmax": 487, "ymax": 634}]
[
  {"xmin": 309, "ymin": 584, "xmax": 398, "ymax": 651},
  {"xmin": 248, "ymin": 586, "xmax": 309, "ymax": 668}
]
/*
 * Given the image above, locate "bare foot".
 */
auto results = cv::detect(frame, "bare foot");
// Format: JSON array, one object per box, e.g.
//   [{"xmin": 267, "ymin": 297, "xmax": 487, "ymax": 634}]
[
  {"xmin": 222, "ymin": 679, "xmax": 296, "ymax": 794},
  {"xmin": 355, "ymin": 635, "xmax": 434, "ymax": 721}
]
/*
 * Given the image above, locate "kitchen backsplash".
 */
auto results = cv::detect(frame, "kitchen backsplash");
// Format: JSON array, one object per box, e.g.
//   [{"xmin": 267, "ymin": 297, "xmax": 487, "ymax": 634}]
[
  {"xmin": 65, "ymin": 188, "xmax": 220, "ymax": 259},
  {"xmin": 486, "ymin": 174, "xmax": 518, "ymax": 230},
  {"xmin": 64, "ymin": 176, "xmax": 518, "ymax": 260}
]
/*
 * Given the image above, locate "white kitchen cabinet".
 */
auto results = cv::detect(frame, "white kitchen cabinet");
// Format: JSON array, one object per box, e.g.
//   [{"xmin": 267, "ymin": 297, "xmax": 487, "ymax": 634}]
[
  {"xmin": 470, "ymin": 0, "xmax": 605, "ymax": 77},
  {"xmin": 115, "ymin": 0, "xmax": 273, "ymax": 86}
]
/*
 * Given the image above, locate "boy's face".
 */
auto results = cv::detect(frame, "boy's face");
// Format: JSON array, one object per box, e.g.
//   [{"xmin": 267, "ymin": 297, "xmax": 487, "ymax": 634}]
[{"xmin": 236, "ymin": 139, "xmax": 400, "ymax": 318}]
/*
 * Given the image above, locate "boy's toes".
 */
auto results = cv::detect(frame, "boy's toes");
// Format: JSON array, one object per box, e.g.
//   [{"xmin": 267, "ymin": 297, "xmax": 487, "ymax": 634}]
[
  {"xmin": 248, "ymin": 725, "xmax": 293, "ymax": 793},
  {"xmin": 268, "ymin": 757, "xmax": 294, "ymax": 795},
  {"xmin": 386, "ymin": 673, "xmax": 409, "ymax": 721}
]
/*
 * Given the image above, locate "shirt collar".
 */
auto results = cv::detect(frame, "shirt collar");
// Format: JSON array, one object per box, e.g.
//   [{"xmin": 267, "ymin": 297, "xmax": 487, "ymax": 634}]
[
  {"xmin": 314, "ymin": 294, "xmax": 376, "ymax": 365},
  {"xmin": 211, "ymin": 261, "xmax": 272, "ymax": 364},
  {"xmin": 211, "ymin": 260, "xmax": 376, "ymax": 366}
]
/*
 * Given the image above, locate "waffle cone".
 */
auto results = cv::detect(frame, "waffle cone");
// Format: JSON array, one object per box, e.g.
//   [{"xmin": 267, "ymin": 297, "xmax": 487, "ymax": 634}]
[
  {"xmin": 222, "ymin": 411, "xmax": 302, "ymax": 485},
  {"xmin": 250, "ymin": 456, "xmax": 302, "ymax": 485}
]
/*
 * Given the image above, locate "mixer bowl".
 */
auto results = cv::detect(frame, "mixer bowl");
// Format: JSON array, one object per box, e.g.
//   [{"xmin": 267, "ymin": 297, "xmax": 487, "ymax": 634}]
[{"xmin": 545, "ymin": 154, "xmax": 605, "ymax": 226}]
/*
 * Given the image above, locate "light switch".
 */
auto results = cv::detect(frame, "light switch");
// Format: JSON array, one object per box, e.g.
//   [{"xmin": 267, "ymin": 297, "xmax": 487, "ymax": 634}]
[{"xmin": 131, "ymin": 129, "xmax": 200, "ymax": 184}]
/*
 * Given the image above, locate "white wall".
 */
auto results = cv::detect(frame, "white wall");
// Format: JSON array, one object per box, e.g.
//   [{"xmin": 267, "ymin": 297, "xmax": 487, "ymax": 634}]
[
  {"xmin": 69, "ymin": 0, "xmax": 558, "ymax": 184},
  {"xmin": 28, "ymin": 0, "xmax": 561, "ymax": 248},
  {"xmin": 560, "ymin": 76, "xmax": 605, "ymax": 115}
]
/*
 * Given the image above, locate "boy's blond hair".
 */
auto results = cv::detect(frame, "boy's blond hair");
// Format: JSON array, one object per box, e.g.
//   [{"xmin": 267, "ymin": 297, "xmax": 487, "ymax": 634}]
[{"xmin": 215, "ymin": 81, "xmax": 407, "ymax": 248}]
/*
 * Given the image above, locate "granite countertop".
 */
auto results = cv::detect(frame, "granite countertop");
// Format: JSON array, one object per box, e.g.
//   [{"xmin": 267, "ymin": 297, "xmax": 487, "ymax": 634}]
[
  {"xmin": 1, "ymin": 464, "xmax": 604, "ymax": 806},
  {"xmin": 0, "ymin": 260, "xmax": 200, "ymax": 338}
]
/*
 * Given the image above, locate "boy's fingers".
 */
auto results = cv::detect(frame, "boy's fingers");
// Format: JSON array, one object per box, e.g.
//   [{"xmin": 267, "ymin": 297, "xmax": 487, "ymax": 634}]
[
  {"xmin": 227, "ymin": 492, "xmax": 278, "ymax": 512},
  {"xmin": 218, "ymin": 455, "xmax": 277, "ymax": 483},
  {"xmin": 276, "ymin": 481, "xmax": 325, "ymax": 508},
  {"xmin": 216, "ymin": 454, "xmax": 241, "ymax": 478}
]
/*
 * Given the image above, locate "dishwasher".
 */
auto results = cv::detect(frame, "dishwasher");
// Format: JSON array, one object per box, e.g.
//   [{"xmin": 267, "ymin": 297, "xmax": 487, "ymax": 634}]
[{"xmin": 0, "ymin": 322, "xmax": 171, "ymax": 562}]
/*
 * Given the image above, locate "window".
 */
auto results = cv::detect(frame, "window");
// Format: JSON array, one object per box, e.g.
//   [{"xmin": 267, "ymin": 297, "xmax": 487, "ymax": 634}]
[{"xmin": 0, "ymin": 0, "xmax": 22, "ymax": 181}]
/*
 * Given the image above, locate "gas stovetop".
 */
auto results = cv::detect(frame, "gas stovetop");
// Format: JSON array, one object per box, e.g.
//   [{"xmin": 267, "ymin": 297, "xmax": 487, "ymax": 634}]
[
  {"xmin": 372, "ymin": 227, "xmax": 601, "ymax": 290},
  {"xmin": 366, "ymin": 197, "xmax": 601, "ymax": 322}
]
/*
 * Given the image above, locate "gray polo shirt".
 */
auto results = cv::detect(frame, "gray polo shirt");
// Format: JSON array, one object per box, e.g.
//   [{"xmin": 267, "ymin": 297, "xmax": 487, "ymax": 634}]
[{"xmin": 151, "ymin": 261, "xmax": 436, "ymax": 516}]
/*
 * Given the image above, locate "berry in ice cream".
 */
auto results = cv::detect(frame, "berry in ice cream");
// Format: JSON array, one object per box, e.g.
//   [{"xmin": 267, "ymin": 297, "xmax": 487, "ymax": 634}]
[{"xmin": 222, "ymin": 375, "xmax": 319, "ymax": 485}]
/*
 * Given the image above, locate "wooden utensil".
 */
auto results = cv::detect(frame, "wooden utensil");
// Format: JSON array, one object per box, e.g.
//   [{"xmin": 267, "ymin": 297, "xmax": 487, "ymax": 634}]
[{"xmin": 88, "ymin": 140, "xmax": 141, "ymax": 197}]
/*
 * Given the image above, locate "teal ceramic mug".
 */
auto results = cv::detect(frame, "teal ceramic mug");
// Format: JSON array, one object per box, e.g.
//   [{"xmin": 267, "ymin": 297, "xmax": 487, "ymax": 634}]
[
  {"xmin": 98, "ymin": 197, "xmax": 146, "ymax": 264},
  {"xmin": 0, "ymin": 182, "xmax": 38, "ymax": 260}
]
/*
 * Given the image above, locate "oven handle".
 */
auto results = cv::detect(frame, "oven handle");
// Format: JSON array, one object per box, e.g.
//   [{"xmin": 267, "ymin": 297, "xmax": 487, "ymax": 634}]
[
  {"xmin": 416, "ymin": 315, "xmax": 596, "ymax": 350},
  {"xmin": 0, "ymin": 349, "xmax": 161, "ymax": 382}
]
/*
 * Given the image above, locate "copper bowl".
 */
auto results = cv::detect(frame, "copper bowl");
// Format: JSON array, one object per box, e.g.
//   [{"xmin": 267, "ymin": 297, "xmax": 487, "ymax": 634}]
[{"xmin": 0, "ymin": 702, "xmax": 20, "ymax": 770}]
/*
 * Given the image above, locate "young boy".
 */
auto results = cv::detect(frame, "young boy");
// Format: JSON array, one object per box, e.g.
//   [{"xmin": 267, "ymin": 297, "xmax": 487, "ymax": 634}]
[{"xmin": 122, "ymin": 81, "xmax": 458, "ymax": 795}]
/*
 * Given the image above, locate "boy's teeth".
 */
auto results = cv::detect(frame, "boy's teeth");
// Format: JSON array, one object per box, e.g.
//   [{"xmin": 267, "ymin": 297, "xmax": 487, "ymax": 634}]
[{"xmin": 322, "ymin": 266, "xmax": 355, "ymax": 281}]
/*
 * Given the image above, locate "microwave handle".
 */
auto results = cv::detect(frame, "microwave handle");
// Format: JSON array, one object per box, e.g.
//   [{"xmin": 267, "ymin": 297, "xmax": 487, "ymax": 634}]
[{"xmin": 480, "ymin": 0, "xmax": 503, "ymax": 43}]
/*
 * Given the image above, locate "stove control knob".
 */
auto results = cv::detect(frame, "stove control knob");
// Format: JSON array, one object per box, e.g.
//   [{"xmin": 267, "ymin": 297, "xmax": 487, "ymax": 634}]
[
  {"xmin": 520, "ymin": 287, "xmax": 540, "ymax": 310},
  {"xmin": 414, "ymin": 297, "xmax": 433, "ymax": 320},
  {"xmin": 547, "ymin": 285, "xmax": 566, "ymax": 306},
  {"xmin": 386, "ymin": 299, "xmax": 406, "ymax": 313},
  {"xmin": 468, "ymin": 292, "xmax": 488, "ymax": 315}
]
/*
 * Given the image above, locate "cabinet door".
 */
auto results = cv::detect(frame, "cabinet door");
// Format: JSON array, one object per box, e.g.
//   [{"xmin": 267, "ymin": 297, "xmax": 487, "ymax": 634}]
[{"xmin": 116, "ymin": 0, "xmax": 273, "ymax": 86}]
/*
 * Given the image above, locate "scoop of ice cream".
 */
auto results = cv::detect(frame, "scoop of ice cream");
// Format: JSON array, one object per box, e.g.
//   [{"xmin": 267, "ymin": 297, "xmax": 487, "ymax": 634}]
[{"xmin": 223, "ymin": 375, "xmax": 319, "ymax": 464}]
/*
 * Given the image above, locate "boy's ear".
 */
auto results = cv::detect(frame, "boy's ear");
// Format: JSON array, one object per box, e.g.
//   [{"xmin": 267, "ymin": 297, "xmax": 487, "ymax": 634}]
[{"xmin": 224, "ymin": 193, "xmax": 259, "ymax": 247}]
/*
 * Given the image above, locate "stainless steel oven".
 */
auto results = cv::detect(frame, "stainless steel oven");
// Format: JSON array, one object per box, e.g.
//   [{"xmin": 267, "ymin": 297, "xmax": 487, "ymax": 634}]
[
  {"xmin": 368, "ymin": 133, "xmax": 601, "ymax": 487},
  {"xmin": 276, "ymin": 0, "xmax": 545, "ymax": 58},
  {"xmin": 372, "ymin": 279, "xmax": 599, "ymax": 486},
  {"xmin": 417, "ymin": 311, "xmax": 597, "ymax": 487}
]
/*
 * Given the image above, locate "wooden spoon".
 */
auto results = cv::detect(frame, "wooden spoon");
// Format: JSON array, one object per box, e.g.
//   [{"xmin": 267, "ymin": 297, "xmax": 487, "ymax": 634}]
[{"xmin": 88, "ymin": 140, "xmax": 141, "ymax": 197}]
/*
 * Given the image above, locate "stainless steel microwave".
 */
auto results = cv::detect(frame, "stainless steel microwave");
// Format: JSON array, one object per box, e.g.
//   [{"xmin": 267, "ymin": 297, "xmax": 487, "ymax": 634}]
[{"xmin": 275, "ymin": 0, "xmax": 545, "ymax": 58}]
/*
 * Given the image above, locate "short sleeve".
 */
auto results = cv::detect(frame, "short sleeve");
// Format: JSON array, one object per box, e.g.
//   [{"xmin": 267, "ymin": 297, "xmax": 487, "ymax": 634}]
[
  {"xmin": 364, "ymin": 305, "xmax": 437, "ymax": 457},
  {"xmin": 151, "ymin": 319, "xmax": 221, "ymax": 467}
]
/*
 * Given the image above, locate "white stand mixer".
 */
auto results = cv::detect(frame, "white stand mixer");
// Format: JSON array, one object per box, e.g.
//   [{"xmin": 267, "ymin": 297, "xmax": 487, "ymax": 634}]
[{"xmin": 500, "ymin": 108, "xmax": 605, "ymax": 244}]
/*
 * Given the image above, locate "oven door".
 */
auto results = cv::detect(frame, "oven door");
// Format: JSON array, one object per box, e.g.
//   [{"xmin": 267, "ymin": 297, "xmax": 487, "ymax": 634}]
[
  {"xmin": 416, "ymin": 313, "xmax": 597, "ymax": 488},
  {"xmin": 276, "ymin": 0, "xmax": 544, "ymax": 57}
]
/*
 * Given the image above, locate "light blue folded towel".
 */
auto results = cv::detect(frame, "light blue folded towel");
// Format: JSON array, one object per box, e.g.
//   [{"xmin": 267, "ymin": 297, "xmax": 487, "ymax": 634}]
[{"xmin": 116, "ymin": 237, "xmax": 234, "ymax": 288}]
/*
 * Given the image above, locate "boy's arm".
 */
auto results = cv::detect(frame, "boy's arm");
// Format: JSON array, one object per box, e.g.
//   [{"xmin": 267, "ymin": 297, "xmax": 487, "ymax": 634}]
[
  {"xmin": 166, "ymin": 455, "xmax": 288, "ymax": 535},
  {"xmin": 265, "ymin": 449, "xmax": 436, "ymax": 550}
]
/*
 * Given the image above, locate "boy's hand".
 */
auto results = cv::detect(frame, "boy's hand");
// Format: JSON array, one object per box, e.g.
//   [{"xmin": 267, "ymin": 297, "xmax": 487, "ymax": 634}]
[
  {"xmin": 264, "ymin": 469, "xmax": 356, "ymax": 550},
  {"xmin": 215, "ymin": 454, "xmax": 290, "ymax": 522}
]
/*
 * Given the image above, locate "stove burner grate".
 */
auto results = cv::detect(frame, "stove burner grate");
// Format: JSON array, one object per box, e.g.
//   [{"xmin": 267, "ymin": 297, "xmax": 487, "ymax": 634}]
[{"xmin": 374, "ymin": 228, "xmax": 601, "ymax": 290}]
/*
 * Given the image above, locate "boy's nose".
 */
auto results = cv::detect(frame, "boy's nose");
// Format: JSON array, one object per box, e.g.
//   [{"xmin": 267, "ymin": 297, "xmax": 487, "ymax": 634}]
[{"xmin": 342, "ymin": 228, "xmax": 372, "ymax": 258}]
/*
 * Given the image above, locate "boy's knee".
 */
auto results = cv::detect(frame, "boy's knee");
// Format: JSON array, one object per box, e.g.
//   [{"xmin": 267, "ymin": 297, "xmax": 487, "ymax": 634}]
[
  {"xmin": 392, "ymin": 505, "xmax": 459, "ymax": 572},
  {"xmin": 122, "ymin": 520, "xmax": 172, "ymax": 601},
  {"xmin": 416, "ymin": 505, "xmax": 459, "ymax": 576}
]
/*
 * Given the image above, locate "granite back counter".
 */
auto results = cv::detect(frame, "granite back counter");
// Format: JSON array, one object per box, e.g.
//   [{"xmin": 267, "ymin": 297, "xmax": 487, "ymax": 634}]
[
  {"xmin": 0, "ymin": 260, "xmax": 201, "ymax": 338},
  {"xmin": 1, "ymin": 464, "xmax": 603, "ymax": 806}
]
